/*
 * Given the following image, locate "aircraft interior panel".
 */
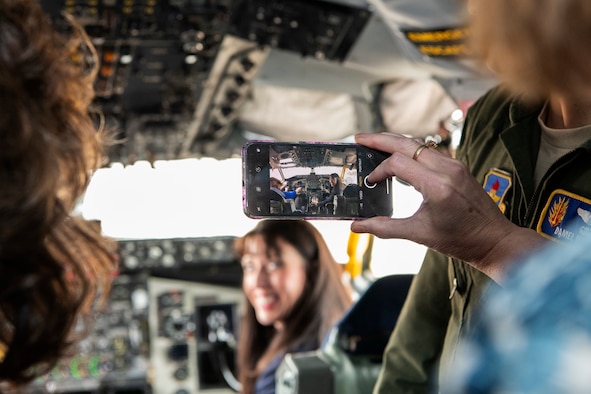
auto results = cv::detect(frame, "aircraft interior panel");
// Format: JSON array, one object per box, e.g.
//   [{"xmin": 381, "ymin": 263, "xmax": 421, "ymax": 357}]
[
  {"xmin": 27, "ymin": 1, "xmax": 499, "ymax": 392},
  {"xmin": 148, "ymin": 277, "xmax": 243, "ymax": 394},
  {"xmin": 38, "ymin": 0, "xmax": 496, "ymax": 165},
  {"xmin": 28, "ymin": 236, "xmax": 244, "ymax": 394}
]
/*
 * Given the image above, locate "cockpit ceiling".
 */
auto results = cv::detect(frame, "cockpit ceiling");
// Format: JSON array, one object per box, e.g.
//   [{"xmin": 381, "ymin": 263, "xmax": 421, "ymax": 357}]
[
  {"xmin": 270, "ymin": 144, "xmax": 357, "ymax": 170},
  {"xmin": 40, "ymin": 0, "xmax": 496, "ymax": 165}
]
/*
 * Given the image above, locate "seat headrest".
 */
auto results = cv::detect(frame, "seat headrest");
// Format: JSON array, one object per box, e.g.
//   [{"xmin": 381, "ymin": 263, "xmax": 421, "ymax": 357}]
[{"xmin": 327, "ymin": 274, "xmax": 414, "ymax": 357}]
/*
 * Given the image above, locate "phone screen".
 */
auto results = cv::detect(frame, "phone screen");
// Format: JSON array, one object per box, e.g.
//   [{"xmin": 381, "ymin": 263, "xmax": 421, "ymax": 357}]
[{"xmin": 242, "ymin": 141, "xmax": 393, "ymax": 220}]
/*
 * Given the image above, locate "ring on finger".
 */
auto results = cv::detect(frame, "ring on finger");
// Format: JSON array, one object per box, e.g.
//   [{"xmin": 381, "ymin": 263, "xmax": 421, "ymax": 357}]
[{"xmin": 412, "ymin": 140, "xmax": 439, "ymax": 161}]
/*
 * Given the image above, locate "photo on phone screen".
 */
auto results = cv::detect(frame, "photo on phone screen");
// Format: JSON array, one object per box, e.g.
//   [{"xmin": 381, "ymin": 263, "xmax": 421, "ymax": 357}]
[{"xmin": 242, "ymin": 141, "xmax": 393, "ymax": 220}]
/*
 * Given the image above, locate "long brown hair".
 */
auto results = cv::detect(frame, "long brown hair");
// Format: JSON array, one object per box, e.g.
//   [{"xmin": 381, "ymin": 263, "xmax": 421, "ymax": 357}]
[
  {"xmin": 330, "ymin": 173, "xmax": 344, "ymax": 194},
  {"xmin": 235, "ymin": 220, "xmax": 352, "ymax": 394},
  {"xmin": 0, "ymin": 0, "xmax": 116, "ymax": 387}
]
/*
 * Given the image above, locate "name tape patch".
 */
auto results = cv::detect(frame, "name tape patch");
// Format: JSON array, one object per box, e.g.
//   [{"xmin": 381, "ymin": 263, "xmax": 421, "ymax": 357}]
[{"xmin": 537, "ymin": 189, "xmax": 591, "ymax": 242}]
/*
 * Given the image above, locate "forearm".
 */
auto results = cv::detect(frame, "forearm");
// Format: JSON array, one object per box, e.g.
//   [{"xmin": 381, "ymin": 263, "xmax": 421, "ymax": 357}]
[{"xmin": 318, "ymin": 194, "xmax": 334, "ymax": 206}]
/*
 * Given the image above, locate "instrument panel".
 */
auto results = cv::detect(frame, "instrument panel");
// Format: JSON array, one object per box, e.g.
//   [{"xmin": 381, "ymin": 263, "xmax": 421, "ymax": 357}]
[{"xmin": 27, "ymin": 237, "xmax": 243, "ymax": 394}]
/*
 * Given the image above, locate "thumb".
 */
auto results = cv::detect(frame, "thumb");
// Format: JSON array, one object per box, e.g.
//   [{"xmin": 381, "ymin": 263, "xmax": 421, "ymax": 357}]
[{"xmin": 351, "ymin": 216, "xmax": 410, "ymax": 240}]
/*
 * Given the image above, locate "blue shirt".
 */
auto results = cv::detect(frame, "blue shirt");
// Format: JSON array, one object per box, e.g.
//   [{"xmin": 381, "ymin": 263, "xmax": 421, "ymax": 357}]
[
  {"xmin": 254, "ymin": 353, "xmax": 284, "ymax": 394},
  {"xmin": 445, "ymin": 232, "xmax": 591, "ymax": 394}
]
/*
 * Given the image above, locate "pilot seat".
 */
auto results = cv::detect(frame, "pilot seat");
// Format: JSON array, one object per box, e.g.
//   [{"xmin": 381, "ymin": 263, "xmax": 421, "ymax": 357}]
[
  {"xmin": 269, "ymin": 189, "xmax": 296, "ymax": 214},
  {"xmin": 275, "ymin": 274, "xmax": 414, "ymax": 394},
  {"xmin": 332, "ymin": 184, "xmax": 361, "ymax": 216}
]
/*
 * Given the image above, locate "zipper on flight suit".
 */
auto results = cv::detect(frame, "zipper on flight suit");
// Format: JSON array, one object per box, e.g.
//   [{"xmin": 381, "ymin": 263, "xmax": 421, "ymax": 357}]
[
  {"xmin": 449, "ymin": 278, "xmax": 458, "ymax": 299},
  {"xmin": 449, "ymin": 258, "xmax": 463, "ymax": 299}
]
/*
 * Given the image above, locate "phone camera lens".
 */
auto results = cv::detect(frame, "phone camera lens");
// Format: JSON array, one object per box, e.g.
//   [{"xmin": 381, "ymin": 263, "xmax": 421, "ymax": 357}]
[{"xmin": 255, "ymin": 166, "xmax": 261, "ymax": 172}]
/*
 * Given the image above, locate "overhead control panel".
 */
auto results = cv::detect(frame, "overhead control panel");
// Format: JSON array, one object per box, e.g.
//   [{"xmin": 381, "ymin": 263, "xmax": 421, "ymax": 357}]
[
  {"xmin": 39, "ymin": 0, "xmax": 238, "ymax": 164},
  {"xmin": 228, "ymin": 0, "xmax": 372, "ymax": 62},
  {"xmin": 38, "ymin": 0, "xmax": 374, "ymax": 164}
]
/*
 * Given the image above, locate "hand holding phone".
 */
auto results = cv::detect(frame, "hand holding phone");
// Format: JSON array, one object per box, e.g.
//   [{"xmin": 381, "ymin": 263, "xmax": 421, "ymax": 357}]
[{"xmin": 242, "ymin": 141, "xmax": 393, "ymax": 220}]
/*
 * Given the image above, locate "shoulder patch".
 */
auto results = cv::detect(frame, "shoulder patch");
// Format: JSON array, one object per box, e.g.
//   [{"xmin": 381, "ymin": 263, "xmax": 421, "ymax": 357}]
[
  {"xmin": 537, "ymin": 189, "xmax": 591, "ymax": 242},
  {"xmin": 483, "ymin": 169, "xmax": 512, "ymax": 214}
]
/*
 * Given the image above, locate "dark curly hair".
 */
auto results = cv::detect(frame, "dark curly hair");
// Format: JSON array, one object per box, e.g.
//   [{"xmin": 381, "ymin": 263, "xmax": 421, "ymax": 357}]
[{"xmin": 0, "ymin": 0, "xmax": 116, "ymax": 388}]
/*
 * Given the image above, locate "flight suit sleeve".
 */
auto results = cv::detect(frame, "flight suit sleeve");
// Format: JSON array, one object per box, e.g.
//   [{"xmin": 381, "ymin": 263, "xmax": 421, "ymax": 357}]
[{"xmin": 373, "ymin": 249, "xmax": 451, "ymax": 394}]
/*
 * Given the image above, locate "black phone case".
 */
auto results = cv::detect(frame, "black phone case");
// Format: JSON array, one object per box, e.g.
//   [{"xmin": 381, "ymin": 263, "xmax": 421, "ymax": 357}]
[{"xmin": 242, "ymin": 141, "xmax": 393, "ymax": 220}]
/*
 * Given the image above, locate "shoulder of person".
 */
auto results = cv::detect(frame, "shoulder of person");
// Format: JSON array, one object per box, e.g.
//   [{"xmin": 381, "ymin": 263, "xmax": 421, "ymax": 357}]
[
  {"xmin": 459, "ymin": 84, "xmax": 544, "ymax": 154},
  {"xmin": 465, "ymin": 85, "xmax": 514, "ymax": 131},
  {"xmin": 466, "ymin": 84, "xmax": 544, "ymax": 132}
]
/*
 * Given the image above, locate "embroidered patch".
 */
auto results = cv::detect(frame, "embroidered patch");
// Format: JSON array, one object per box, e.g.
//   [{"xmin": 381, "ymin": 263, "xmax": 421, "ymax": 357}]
[
  {"xmin": 537, "ymin": 189, "xmax": 591, "ymax": 242},
  {"xmin": 483, "ymin": 169, "xmax": 512, "ymax": 214}
]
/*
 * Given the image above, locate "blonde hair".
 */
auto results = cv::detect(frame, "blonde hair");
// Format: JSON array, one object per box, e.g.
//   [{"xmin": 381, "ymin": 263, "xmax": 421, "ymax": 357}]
[{"xmin": 468, "ymin": 0, "xmax": 591, "ymax": 98}]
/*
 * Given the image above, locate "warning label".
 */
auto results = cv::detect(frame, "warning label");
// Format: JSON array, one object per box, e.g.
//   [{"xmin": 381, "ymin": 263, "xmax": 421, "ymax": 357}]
[{"xmin": 402, "ymin": 27, "xmax": 470, "ymax": 58}]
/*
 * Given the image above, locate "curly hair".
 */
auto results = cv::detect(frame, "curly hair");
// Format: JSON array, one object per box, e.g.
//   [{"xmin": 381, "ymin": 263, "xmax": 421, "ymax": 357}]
[{"xmin": 0, "ymin": 0, "xmax": 116, "ymax": 387}]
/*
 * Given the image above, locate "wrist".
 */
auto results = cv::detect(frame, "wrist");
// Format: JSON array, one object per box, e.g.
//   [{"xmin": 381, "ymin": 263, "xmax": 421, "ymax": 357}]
[{"xmin": 471, "ymin": 226, "xmax": 547, "ymax": 284}]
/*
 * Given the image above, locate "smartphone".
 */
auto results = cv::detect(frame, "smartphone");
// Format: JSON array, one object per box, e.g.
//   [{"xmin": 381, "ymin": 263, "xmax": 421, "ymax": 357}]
[{"xmin": 242, "ymin": 141, "xmax": 393, "ymax": 220}]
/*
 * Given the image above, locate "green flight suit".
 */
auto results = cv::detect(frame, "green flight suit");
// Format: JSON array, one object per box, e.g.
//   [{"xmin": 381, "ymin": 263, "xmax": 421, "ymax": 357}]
[{"xmin": 373, "ymin": 84, "xmax": 591, "ymax": 393}]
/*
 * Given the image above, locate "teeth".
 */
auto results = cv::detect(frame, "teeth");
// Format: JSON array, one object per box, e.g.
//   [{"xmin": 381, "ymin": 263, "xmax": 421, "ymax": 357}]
[{"xmin": 257, "ymin": 295, "xmax": 276, "ymax": 305}]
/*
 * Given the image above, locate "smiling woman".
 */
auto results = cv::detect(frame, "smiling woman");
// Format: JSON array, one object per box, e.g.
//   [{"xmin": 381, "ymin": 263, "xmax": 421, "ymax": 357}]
[
  {"xmin": 240, "ymin": 235, "xmax": 308, "ymax": 328},
  {"xmin": 234, "ymin": 220, "xmax": 353, "ymax": 394}
]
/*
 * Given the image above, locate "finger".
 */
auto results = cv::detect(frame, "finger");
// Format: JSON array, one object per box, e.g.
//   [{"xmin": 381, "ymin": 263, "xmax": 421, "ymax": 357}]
[
  {"xmin": 356, "ymin": 132, "xmax": 431, "ymax": 158},
  {"xmin": 351, "ymin": 216, "xmax": 419, "ymax": 240},
  {"xmin": 355, "ymin": 133, "xmax": 416, "ymax": 156},
  {"xmin": 355, "ymin": 133, "xmax": 420, "ymax": 185},
  {"xmin": 362, "ymin": 147, "xmax": 429, "ymax": 192},
  {"xmin": 356, "ymin": 133, "xmax": 444, "ymax": 176},
  {"xmin": 378, "ymin": 156, "xmax": 465, "ymax": 216}
]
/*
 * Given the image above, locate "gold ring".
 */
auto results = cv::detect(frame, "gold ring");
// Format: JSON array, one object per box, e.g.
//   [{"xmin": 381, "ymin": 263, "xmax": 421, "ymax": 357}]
[{"xmin": 412, "ymin": 140, "xmax": 438, "ymax": 161}]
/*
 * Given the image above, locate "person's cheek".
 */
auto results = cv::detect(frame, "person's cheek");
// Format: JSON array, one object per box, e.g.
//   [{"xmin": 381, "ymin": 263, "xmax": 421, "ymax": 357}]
[
  {"xmin": 242, "ymin": 274, "xmax": 254, "ymax": 293},
  {"xmin": 268, "ymin": 271, "xmax": 285, "ymax": 293}
]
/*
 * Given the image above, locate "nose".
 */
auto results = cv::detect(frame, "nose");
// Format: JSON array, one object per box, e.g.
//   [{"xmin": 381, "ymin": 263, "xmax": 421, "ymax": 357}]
[{"xmin": 255, "ymin": 267, "xmax": 271, "ymax": 288}]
